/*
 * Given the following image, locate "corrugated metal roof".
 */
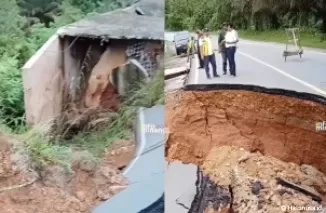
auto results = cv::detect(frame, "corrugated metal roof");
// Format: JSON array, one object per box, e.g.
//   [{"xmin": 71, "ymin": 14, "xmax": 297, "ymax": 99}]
[
  {"xmin": 57, "ymin": 0, "xmax": 164, "ymax": 40},
  {"xmin": 132, "ymin": 0, "xmax": 164, "ymax": 17}
]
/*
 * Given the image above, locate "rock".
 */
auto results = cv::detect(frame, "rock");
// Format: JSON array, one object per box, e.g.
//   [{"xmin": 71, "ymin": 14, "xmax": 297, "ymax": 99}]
[
  {"xmin": 302, "ymin": 178, "xmax": 314, "ymax": 186},
  {"xmin": 301, "ymin": 164, "xmax": 319, "ymax": 176},
  {"xmin": 75, "ymin": 191, "xmax": 86, "ymax": 201},
  {"xmin": 109, "ymin": 185, "xmax": 126, "ymax": 194},
  {"xmin": 238, "ymin": 153, "xmax": 250, "ymax": 163},
  {"xmin": 79, "ymin": 159, "xmax": 97, "ymax": 172},
  {"xmin": 252, "ymin": 181, "xmax": 264, "ymax": 195},
  {"xmin": 97, "ymin": 190, "xmax": 111, "ymax": 201}
]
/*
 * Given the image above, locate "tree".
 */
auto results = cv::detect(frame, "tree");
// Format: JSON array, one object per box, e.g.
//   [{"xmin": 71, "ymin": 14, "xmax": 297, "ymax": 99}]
[
  {"xmin": 17, "ymin": 0, "xmax": 62, "ymax": 26},
  {"xmin": 165, "ymin": 0, "xmax": 326, "ymax": 37}
]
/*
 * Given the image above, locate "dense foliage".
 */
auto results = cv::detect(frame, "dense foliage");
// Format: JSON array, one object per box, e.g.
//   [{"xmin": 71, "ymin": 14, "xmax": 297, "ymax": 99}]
[
  {"xmin": 0, "ymin": 0, "xmax": 133, "ymax": 130},
  {"xmin": 166, "ymin": 0, "xmax": 326, "ymax": 34}
]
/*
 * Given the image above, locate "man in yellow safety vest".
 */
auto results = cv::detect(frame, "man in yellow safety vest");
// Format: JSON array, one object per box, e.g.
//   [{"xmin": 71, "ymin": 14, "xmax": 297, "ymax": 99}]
[
  {"xmin": 187, "ymin": 36, "xmax": 196, "ymax": 62},
  {"xmin": 187, "ymin": 36, "xmax": 195, "ymax": 55},
  {"xmin": 200, "ymin": 28, "xmax": 220, "ymax": 79}
]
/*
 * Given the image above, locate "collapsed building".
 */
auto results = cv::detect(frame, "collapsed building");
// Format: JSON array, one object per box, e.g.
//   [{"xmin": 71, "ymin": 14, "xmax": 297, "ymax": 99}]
[{"xmin": 22, "ymin": 0, "xmax": 164, "ymax": 127}]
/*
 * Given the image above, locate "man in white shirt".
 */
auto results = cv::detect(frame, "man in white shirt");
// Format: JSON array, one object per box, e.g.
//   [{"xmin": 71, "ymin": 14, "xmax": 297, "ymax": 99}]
[
  {"xmin": 224, "ymin": 22, "xmax": 239, "ymax": 77},
  {"xmin": 199, "ymin": 28, "xmax": 219, "ymax": 79}
]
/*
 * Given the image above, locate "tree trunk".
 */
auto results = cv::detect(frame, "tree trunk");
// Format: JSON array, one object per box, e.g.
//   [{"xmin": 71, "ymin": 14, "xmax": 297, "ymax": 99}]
[{"xmin": 270, "ymin": 14, "xmax": 280, "ymax": 29}]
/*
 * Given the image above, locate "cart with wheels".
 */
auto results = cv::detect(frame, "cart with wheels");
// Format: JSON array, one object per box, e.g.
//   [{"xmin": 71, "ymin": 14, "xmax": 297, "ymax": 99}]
[{"xmin": 283, "ymin": 28, "xmax": 303, "ymax": 62}]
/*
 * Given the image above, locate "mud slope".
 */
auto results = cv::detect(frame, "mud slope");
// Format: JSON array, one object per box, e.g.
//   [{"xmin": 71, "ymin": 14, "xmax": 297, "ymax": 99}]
[
  {"xmin": 0, "ymin": 134, "xmax": 127, "ymax": 213},
  {"xmin": 165, "ymin": 89, "xmax": 326, "ymax": 173}
]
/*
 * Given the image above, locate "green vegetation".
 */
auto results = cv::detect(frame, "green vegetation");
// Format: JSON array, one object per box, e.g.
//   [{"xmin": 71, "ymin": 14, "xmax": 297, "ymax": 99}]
[
  {"xmin": 240, "ymin": 29, "xmax": 326, "ymax": 49},
  {"xmin": 0, "ymin": 0, "xmax": 164, "ymax": 169},
  {"xmin": 166, "ymin": 0, "xmax": 326, "ymax": 48},
  {"xmin": 0, "ymin": 0, "xmax": 85, "ymax": 130}
]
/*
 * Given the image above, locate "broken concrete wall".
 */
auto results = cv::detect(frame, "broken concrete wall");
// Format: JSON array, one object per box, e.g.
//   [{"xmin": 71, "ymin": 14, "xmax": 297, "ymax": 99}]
[{"xmin": 22, "ymin": 34, "xmax": 64, "ymax": 126}]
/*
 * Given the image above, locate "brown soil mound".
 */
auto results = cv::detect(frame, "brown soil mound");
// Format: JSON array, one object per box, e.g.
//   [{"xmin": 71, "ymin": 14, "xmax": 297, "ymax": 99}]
[
  {"xmin": 200, "ymin": 146, "xmax": 325, "ymax": 213},
  {"xmin": 165, "ymin": 90, "xmax": 326, "ymax": 173},
  {"xmin": 102, "ymin": 139, "xmax": 135, "ymax": 170},
  {"xmin": 0, "ymin": 134, "xmax": 127, "ymax": 213}
]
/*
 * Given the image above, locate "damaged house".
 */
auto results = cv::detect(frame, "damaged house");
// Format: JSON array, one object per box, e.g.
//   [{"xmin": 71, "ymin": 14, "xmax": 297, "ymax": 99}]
[{"xmin": 22, "ymin": 0, "xmax": 164, "ymax": 128}]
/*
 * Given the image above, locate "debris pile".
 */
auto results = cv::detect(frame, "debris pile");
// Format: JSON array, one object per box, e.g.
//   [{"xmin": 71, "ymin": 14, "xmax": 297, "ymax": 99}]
[{"xmin": 196, "ymin": 146, "xmax": 325, "ymax": 213}]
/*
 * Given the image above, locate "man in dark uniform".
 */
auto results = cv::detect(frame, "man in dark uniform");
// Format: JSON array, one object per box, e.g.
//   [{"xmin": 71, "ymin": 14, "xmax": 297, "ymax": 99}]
[
  {"xmin": 196, "ymin": 30, "xmax": 204, "ymax": 68},
  {"xmin": 218, "ymin": 23, "xmax": 228, "ymax": 75}
]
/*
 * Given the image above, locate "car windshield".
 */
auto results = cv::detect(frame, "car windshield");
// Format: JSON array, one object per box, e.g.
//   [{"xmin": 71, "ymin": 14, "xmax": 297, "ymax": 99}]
[{"xmin": 174, "ymin": 32, "xmax": 189, "ymax": 41}]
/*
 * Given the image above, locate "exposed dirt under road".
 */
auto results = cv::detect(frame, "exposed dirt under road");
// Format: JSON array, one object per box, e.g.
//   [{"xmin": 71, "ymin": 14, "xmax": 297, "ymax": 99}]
[
  {"xmin": 165, "ymin": 89, "xmax": 326, "ymax": 173},
  {"xmin": 165, "ymin": 89, "xmax": 326, "ymax": 212}
]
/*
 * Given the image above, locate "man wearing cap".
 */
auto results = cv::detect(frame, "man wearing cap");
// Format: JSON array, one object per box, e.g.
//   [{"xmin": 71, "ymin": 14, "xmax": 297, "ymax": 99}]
[{"xmin": 200, "ymin": 28, "xmax": 219, "ymax": 79}]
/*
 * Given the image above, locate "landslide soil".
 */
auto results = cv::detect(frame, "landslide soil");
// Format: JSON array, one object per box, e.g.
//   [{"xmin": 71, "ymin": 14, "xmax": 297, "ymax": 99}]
[
  {"xmin": 0, "ymin": 134, "xmax": 134, "ymax": 213},
  {"xmin": 165, "ymin": 90, "xmax": 326, "ymax": 173},
  {"xmin": 201, "ymin": 146, "xmax": 326, "ymax": 213}
]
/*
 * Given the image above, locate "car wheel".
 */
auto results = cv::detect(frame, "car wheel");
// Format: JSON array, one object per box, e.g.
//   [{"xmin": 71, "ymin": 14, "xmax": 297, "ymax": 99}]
[{"xmin": 176, "ymin": 49, "xmax": 180, "ymax": 55}]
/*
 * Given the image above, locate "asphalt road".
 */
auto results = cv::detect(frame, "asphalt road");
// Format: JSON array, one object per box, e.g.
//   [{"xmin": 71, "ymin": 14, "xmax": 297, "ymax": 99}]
[
  {"xmin": 165, "ymin": 161, "xmax": 198, "ymax": 213},
  {"xmin": 92, "ymin": 105, "xmax": 164, "ymax": 213},
  {"xmin": 165, "ymin": 32, "xmax": 326, "ymax": 97}
]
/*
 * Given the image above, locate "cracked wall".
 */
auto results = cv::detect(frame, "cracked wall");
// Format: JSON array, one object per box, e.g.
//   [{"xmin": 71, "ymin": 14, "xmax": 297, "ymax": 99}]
[{"xmin": 165, "ymin": 89, "xmax": 326, "ymax": 173}]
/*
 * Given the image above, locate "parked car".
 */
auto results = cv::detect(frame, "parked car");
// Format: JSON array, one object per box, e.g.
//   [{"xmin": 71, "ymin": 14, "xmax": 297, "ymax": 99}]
[{"xmin": 173, "ymin": 31, "xmax": 190, "ymax": 55}]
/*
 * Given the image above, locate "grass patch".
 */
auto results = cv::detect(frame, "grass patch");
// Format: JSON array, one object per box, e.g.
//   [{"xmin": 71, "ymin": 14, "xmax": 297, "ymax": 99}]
[
  {"xmin": 66, "ymin": 70, "xmax": 164, "ymax": 157},
  {"xmin": 22, "ymin": 127, "xmax": 72, "ymax": 171},
  {"xmin": 239, "ymin": 29, "xmax": 326, "ymax": 50}
]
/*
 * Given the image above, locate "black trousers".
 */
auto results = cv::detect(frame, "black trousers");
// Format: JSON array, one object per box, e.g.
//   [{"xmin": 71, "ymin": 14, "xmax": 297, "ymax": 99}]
[
  {"xmin": 203, "ymin": 54, "xmax": 218, "ymax": 78},
  {"xmin": 226, "ymin": 46, "xmax": 236, "ymax": 76},
  {"xmin": 220, "ymin": 51, "xmax": 227, "ymax": 73},
  {"xmin": 197, "ymin": 45, "xmax": 204, "ymax": 68}
]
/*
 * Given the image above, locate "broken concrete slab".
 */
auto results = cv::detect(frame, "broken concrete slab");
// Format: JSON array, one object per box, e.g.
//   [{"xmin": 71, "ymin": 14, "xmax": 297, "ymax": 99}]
[
  {"xmin": 164, "ymin": 66, "xmax": 189, "ymax": 80},
  {"xmin": 165, "ymin": 161, "xmax": 198, "ymax": 213}
]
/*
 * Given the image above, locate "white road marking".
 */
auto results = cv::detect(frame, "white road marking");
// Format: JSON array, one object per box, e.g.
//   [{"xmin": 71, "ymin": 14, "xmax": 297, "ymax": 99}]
[
  {"xmin": 238, "ymin": 51, "xmax": 326, "ymax": 96},
  {"xmin": 239, "ymin": 40, "xmax": 326, "ymax": 56},
  {"xmin": 123, "ymin": 107, "xmax": 146, "ymax": 175}
]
